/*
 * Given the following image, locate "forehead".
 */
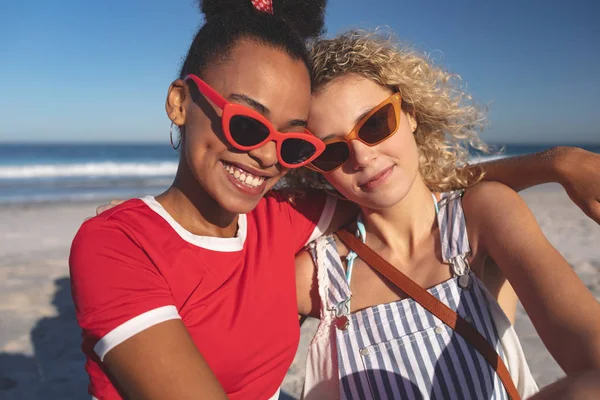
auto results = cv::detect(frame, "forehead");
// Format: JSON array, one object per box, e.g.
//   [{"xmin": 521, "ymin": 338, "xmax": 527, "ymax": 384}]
[
  {"xmin": 308, "ymin": 75, "xmax": 393, "ymax": 138},
  {"xmin": 202, "ymin": 40, "xmax": 312, "ymax": 117}
]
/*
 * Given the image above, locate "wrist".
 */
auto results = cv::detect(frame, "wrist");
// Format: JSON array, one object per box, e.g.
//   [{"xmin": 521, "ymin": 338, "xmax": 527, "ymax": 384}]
[{"xmin": 548, "ymin": 146, "xmax": 578, "ymax": 187}]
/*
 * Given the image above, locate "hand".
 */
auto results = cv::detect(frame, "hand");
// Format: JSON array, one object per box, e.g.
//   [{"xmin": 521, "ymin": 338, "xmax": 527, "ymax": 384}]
[
  {"xmin": 96, "ymin": 199, "xmax": 126, "ymax": 216},
  {"xmin": 556, "ymin": 147, "xmax": 600, "ymax": 224}
]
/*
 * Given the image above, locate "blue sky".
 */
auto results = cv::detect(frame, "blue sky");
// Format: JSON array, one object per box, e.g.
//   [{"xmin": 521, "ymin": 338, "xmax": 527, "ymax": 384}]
[{"xmin": 0, "ymin": 0, "xmax": 598, "ymax": 144}]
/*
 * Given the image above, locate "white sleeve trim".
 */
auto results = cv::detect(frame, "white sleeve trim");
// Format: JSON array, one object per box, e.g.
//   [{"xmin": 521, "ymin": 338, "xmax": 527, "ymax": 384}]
[
  {"xmin": 305, "ymin": 195, "xmax": 337, "ymax": 246},
  {"xmin": 94, "ymin": 305, "xmax": 181, "ymax": 361},
  {"xmin": 267, "ymin": 388, "xmax": 281, "ymax": 400}
]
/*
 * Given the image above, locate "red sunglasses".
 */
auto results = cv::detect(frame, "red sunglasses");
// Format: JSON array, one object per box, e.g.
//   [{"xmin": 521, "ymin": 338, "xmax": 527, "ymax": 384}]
[{"xmin": 184, "ymin": 74, "xmax": 325, "ymax": 169}]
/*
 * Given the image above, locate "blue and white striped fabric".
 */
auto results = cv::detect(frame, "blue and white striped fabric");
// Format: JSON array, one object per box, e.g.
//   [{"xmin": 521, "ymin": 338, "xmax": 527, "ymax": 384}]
[{"xmin": 325, "ymin": 191, "xmax": 510, "ymax": 399}]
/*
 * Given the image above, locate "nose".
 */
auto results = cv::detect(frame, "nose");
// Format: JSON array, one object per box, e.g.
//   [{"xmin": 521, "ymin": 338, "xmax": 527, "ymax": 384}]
[
  {"xmin": 248, "ymin": 140, "xmax": 278, "ymax": 168},
  {"xmin": 348, "ymin": 140, "xmax": 377, "ymax": 170}
]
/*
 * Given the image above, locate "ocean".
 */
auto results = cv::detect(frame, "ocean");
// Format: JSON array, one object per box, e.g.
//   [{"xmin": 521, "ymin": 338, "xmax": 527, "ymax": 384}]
[{"xmin": 0, "ymin": 142, "xmax": 598, "ymax": 205}]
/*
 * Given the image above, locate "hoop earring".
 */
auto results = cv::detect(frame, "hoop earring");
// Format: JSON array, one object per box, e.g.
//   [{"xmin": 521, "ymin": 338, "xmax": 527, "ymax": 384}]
[{"xmin": 170, "ymin": 122, "xmax": 181, "ymax": 150}]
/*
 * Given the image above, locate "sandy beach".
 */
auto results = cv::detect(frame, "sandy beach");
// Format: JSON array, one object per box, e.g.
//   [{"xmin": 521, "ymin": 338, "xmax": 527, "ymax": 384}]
[{"xmin": 1, "ymin": 184, "xmax": 599, "ymax": 399}]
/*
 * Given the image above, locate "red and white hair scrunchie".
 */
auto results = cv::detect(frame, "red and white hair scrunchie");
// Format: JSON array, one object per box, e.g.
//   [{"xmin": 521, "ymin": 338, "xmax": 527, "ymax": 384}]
[{"xmin": 251, "ymin": 0, "xmax": 274, "ymax": 14}]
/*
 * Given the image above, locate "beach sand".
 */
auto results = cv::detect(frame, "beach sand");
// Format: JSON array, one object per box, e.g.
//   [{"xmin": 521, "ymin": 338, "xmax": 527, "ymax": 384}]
[{"xmin": 0, "ymin": 184, "xmax": 599, "ymax": 399}]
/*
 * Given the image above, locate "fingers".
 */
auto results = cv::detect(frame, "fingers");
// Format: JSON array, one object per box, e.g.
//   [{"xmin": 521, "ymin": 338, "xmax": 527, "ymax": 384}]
[
  {"xmin": 96, "ymin": 205, "xmax": 111, "ymax": 215},
  {"xmin": 96, "ymin": 199, "xmax": 125, "ymax": 216},
  {"xmin": 586, "ymin": 200, "xmax": 600, "ymax": 225}
]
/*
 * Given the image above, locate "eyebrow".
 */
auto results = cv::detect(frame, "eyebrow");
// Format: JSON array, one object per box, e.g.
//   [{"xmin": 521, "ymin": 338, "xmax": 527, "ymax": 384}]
[
  {"xmin": 228, "ymin": 93, "xmax": 307, "ymax": 129},
  {"xmin": 320, "ymin": 106, "xmax": 374, "ymax": 142},
  {"xmin": 229, "ymin": 94, "xmax": 269, "ymax": 115}
]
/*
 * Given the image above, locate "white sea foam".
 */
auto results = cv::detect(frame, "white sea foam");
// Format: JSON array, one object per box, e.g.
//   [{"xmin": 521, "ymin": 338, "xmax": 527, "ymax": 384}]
[{"xmin": 0, "ymin": 162, "xmax": 178, "ymax": 179}]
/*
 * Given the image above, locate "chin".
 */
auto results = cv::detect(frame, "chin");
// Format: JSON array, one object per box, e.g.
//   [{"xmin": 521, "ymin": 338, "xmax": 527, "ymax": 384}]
[
  {"xmin": 358, "ymin": 196, "xmax": 401, "ymax": 211},
  {"xmin": 218, "ymin": 195, "xmax": 263, "ymax": 215},
  {"xmin": 351, "ymin": 183, "xmax": 412, "ymax": 210}
]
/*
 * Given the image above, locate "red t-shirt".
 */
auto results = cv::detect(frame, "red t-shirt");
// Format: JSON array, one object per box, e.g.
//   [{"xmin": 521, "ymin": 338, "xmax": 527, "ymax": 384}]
[{"xmin": 69, "ymin": 192, "xmax": 336, "ymax": 400}]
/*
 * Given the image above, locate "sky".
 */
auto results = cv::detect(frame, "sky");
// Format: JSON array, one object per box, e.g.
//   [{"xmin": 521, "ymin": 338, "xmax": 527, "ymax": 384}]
[{"xmin": 0, "ymin": 0, "xmax": 598, "ymax": 144}]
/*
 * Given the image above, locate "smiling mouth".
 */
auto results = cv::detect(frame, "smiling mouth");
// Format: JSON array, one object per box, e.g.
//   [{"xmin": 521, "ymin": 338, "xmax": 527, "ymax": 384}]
[
  {"xmin": 359, "ymin": 165, "xmax": 394, "ymax": 189},
  {"xmin": 221, "ymin": 161, "xmax": 267, "ymax": 188}
]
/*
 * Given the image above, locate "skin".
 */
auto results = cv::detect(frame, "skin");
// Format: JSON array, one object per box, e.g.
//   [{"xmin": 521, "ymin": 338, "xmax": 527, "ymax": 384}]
[
  {"xmin": 528, "ymin": 369, "xmax": 600, "ymax": 400},
  {"xmin": 481, "ymin": 146, "xmax": 600, "ymax": 224},
  {"xmin": 296, "ymin": 75, "xmax": 600, "ymax": 381}
]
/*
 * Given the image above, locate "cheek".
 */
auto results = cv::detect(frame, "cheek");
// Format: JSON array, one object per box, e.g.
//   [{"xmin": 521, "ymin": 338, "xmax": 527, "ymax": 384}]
[
  {"xmin": 389, "ymin": 129, "xmax": 419, "ymax": 163},
  {"xmin": 184, "ymin": 119, "xmax": 230, "ymax": 163}
]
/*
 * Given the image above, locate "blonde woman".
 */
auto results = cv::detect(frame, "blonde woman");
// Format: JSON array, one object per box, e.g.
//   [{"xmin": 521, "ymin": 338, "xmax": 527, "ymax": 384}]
[{"xmin": 295, "ymin": 31, "xmax": 600, "ymax": 399}]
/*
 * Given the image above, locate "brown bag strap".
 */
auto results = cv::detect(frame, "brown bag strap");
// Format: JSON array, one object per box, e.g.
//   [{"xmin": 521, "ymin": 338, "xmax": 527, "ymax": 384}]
[{"xmin": 337, "ymin": 228, "xmax": 521, "ymax": 400}]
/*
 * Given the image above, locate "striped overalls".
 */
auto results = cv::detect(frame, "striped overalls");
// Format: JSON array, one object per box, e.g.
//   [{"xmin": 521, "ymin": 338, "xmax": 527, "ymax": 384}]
[{"xmin": 304, "ymin": 191, "xmax": 536, "ymax": 399}]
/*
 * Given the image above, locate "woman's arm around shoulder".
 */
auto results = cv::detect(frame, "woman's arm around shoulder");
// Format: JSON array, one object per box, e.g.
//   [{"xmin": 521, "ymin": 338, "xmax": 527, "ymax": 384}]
[
  {"xmin": 70, "ymin": 219, "xmax": 228, "ymax": 400},
  {"xmin": 476, "ymin": 146, "xmax": 600, "ymax": 223},
  {"xmin": 462, "ymin": 181, "xmax": 600, "ymax": 375}
]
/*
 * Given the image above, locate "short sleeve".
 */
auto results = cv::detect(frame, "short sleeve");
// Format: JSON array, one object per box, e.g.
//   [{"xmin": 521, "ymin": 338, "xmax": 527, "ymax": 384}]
[
  {"xmin": 69, "ymin": 218, "xmax": 179, "ymax": 361},
  {"xmin": 271, "ymin": 191, "xmax": 337, "ymax": 253}
]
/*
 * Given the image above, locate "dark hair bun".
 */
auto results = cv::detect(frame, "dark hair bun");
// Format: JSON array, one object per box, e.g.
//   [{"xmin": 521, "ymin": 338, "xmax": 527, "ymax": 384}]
[
  {"xmin": 200, "ymin": 0, "xmax": 255, "ymax": 22},
  {"xmin": 200, "ymin": 0, "xmax": 326, "ymax": 39}
]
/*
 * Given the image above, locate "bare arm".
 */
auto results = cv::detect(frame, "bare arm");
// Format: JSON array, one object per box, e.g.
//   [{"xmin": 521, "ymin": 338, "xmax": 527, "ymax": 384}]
[
  {"xmin": 104, "ymin": 320, "xmax": 228, "ymax": 400},
  {"xmin": 480, "ymin": 257, "xmax": 518, "ymax": 324},
  {"xmin": 476, "ymin": 146, "xmax": 571, "ymax": 192},
  {"xmin": 474, "ymin": 146, "xmax": 600, "ymax": 222},
  {"xmin": 528, "ymin": 369, "xmax": 600, "ymax": 400},
  {"xmin": 464, "ymin": 182, "xmax": 600, "ymax": 374},
  {"xmin": 296, "ymin": 249, "xmax": 321, "ymax": 319}
]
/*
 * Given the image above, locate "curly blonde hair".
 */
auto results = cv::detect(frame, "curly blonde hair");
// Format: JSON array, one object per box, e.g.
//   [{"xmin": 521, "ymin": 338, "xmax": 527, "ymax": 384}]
[{"xmin": 285, "ymin": 30, "xmax": 490, "ymax": 192}]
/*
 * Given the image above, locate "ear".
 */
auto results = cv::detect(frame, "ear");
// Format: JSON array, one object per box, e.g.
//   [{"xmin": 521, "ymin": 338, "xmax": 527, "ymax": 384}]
[
  {"xmin": 406, "ymin": 112, "xmax": 418, "ymax": 133},
  {"xmin": 165, "ymin": 79, "xmax": 189, "ymax": 126}
]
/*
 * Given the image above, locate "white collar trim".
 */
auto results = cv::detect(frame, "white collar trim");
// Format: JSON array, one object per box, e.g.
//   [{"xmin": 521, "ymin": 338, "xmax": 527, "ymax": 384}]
[{"xmin": 140, "ymin": 196, "xmax": 246, "ymax": 252}]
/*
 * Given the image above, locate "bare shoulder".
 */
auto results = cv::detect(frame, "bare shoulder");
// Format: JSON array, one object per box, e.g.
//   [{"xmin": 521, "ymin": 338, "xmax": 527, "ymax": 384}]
[
  {"xmin": 462, "ymin": 181, "xmax": 529, "ymax": 226},
  {"xmin": 462, "ymin": 181, "xmax": 524, "ymax": 212},
  {"xmin": 461, "ymin": 181, "xmax": 535, "ymax": 254}
]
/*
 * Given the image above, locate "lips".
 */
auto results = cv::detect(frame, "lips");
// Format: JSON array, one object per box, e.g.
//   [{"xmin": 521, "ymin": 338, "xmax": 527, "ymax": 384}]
[{"xmin": 358, "ymin": 165, "xmax": 394, "ymax": 190}]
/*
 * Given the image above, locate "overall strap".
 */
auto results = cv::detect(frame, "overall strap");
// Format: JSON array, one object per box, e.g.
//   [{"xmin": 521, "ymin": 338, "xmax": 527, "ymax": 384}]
[
  {"xmin": 336, "ymin": 228, "xmax": 521, "ymax": 400},
  {"xmin": 436, "ymin": 191, "xmax": 472, "ymax": 278},
  {"xmin": 308, "ymin": 236, "xmax": 352, "ymax": 319}
]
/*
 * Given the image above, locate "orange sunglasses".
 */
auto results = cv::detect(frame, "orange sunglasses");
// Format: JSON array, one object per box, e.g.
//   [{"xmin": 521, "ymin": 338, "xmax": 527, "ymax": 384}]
[
  {"xmin": 308, "ymin": 93, "xmax": 402, "ymax": 173},
  {"xmin": 184, "ymin": 74, "xmax": 325, "ymax": 169}
]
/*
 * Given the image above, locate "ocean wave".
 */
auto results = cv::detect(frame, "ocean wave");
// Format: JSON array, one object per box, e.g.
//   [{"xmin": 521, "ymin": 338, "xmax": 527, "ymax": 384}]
[{"xmin": 0, "ymin": 161, "xmax": 178, "ymax": 179}]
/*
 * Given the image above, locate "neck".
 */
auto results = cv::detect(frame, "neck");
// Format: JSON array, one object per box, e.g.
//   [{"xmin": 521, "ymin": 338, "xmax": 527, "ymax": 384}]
[
  {"xmin": 359, "ymin": 176, "xmax": 437, "ymax": 257},
  {"xmin": 156, "ymin": 158, "xmax": 239, "ymax": 238}
]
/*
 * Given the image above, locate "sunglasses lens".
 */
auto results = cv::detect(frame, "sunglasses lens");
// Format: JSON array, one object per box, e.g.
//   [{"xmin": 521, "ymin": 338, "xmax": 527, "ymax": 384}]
[
  {"xmin": 229, "ymin": 115, "xmax": 271, "ymax": 147},
  {"xmin": 358, "ymin": 103, "xmax": 397, "ymax": 144},
  {"xmin": 311, "ymin": 142, "xmax": 350, "ymax": 172},
  {"xmin": 280, "ymin": 138, "xmax": 317, "ymax": 166}
]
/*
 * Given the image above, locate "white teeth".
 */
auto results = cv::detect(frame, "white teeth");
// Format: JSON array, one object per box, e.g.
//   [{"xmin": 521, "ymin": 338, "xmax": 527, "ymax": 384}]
[{"xmin": 222, "ymin": 162, "xmax": 266, "ymax": 188}]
